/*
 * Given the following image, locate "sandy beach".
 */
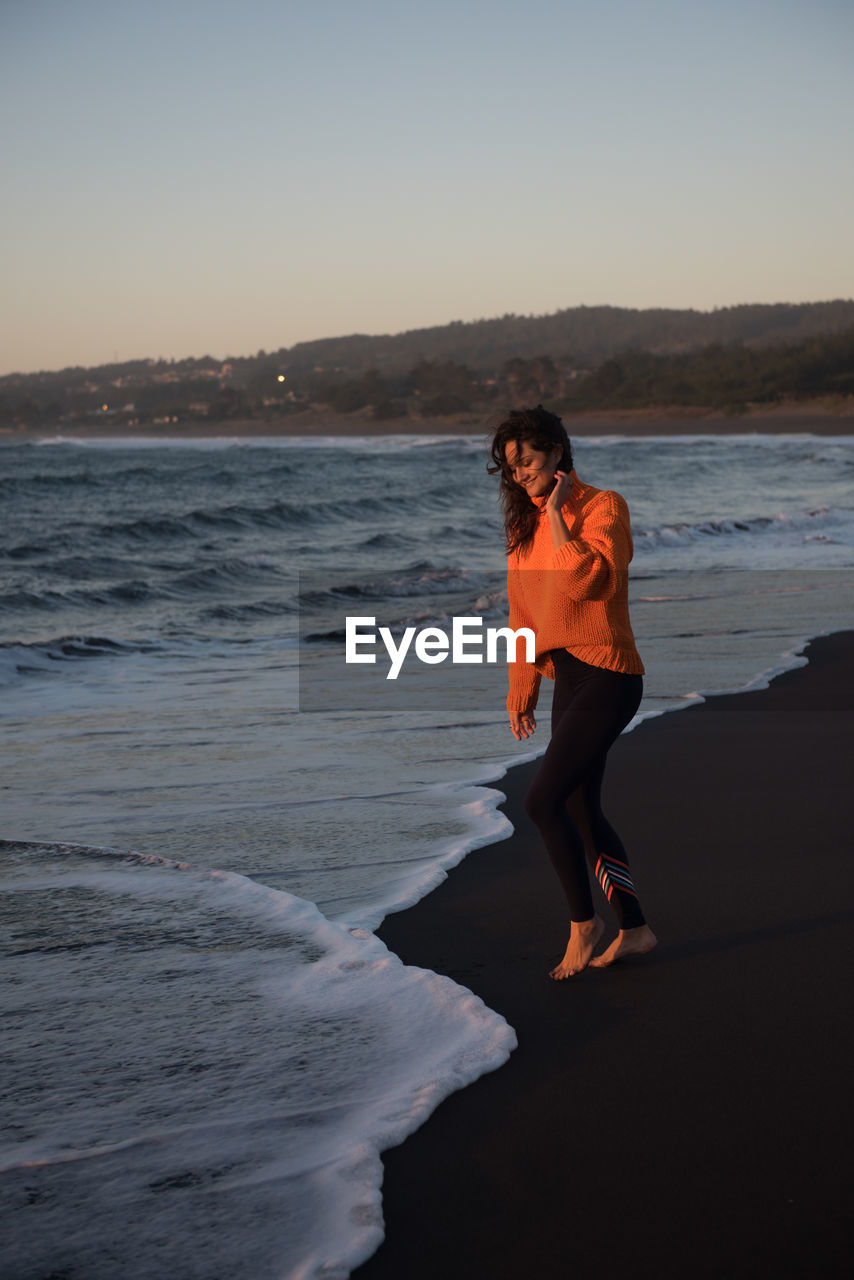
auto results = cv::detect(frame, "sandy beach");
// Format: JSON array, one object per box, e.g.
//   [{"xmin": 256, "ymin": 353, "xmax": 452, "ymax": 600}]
[
  {"xmin": 3, "ymin": 400, "xmax": 854, "ymax": 443},
  {"xmin": 354, "ymin": 630, "xmax": 854, "ymax": 1280}
]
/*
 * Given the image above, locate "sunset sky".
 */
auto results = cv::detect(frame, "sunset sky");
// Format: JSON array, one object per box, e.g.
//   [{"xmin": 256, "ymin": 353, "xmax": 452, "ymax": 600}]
[{"xmin": 3, "ymin": 0, "xmax": 853, "ymax": 375}]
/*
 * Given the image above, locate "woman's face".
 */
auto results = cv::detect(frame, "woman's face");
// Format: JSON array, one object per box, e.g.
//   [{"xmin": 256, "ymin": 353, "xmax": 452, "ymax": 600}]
[{"xmin": 503, "ymin": 438, "xmax": 562, "ymax": 498}]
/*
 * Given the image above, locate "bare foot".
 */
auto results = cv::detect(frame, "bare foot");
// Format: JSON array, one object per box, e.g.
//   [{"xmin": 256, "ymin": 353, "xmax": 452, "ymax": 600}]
[
  {"xmin": 549, "ymin": 916, "xmax": 604, "ymax": 980},
  {"xmin": 589, "ymin": 924, "xmax": 658, "ymax": 968}
]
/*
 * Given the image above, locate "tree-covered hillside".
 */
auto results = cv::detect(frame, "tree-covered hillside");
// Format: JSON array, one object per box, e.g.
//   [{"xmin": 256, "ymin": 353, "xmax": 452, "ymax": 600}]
[
  {"xmin": 276, "ymin": 300, "xmax": 854, "ymax": 375},
  {"xmin": 2, "ymin": 301, "xmax": 853, "ymax": 428}
]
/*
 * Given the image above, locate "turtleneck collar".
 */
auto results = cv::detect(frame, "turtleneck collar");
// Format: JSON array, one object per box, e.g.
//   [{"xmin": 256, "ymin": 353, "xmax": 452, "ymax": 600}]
[{"xmin": 529, "ymin": 468, "xmax": 581, "ymax": 511}]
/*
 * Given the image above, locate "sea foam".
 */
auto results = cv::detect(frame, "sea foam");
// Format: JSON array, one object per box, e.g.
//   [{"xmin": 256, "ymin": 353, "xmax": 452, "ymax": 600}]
[{"xmin": 0, "ymin": 840, "xmax": 516, "ymax": 1279}]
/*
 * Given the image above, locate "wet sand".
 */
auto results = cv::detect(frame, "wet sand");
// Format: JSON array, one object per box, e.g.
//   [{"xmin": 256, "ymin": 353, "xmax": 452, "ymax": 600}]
[{"xmin": 354, "ymin": 630, "xmax": 854, "ymax": 1280}]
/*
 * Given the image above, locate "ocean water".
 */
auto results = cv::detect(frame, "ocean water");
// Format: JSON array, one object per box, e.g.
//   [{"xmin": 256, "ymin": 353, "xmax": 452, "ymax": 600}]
[{"xmin": 2, "ymin": 430, "xmax": 854, "ymax": 1277}]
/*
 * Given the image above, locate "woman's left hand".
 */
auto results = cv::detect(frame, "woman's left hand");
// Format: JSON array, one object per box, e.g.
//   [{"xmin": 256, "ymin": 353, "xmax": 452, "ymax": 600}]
[
  {"xmin": 509, "ymin": 711, "xmax": 537, "ymax": 740},
  {"xmin": 545, "ymin": 470, "xmax": 573, "ymax": 513}
]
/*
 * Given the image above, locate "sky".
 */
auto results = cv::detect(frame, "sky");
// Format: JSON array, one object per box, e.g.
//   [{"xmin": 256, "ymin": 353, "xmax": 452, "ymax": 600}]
[{"xmin": 2, "ymin": 0, "xmax": 853, "ymax": 375}]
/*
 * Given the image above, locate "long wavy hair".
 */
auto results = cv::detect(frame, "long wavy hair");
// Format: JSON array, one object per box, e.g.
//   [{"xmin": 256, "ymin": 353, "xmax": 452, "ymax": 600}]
[{"xmin": 488, "ymin": 405, "xmax": 574, "ymax": 555}]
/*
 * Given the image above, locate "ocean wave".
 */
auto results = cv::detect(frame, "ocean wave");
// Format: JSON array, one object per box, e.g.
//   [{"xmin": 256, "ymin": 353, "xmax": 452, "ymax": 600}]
[
  {"xmin": 0, "ymin": 470, "xmax": 105, "ymax": 493},
  {"xmin": 74, "ymin": 495, "xmax": 402, "ymax": 544},
  {"xmin": 303, "ymin": 574, "xmax": 508, "ymax": 642},
  {"xmin": 90, "ymin": 512, "xmax": 205, "ymax": 543},
  {"xmin": 164, "ymin": 558, "xmax": 291, "ymax": 594},
  {"xmin": 23, "ymin": 553, "xmax": 135, "ymax": 580},
  {"xmin": 33, "ymin": 580, "xmax": 153, "ymax": 609},
  {"xmin": 0, "ymin": 578, "xmax": 183, "ymax": 614},
  {"xmin": 0, "ymin": 464, "xmax": 174, "ymax": 493},
  {"xmin": 236, "ymin": 432, "xmax": 488, "ymax": 452},
  {"xmin": 634, "ymin": 576, "xmax": 854, "ymax": 605},
  {"xmin": 198, "ymin": 598, "xmax": 299, "ymax": 622},
  {"xmin": 0, "ymin": 586, "xmax": 107, "ymax": 613},
  {"xmin": 432, "ymin": 522, "xmax": 496, "ymax": 543},
  {"xmin": 303, "ymin": 564, "xmax": 498, "ymax": 607},
  {"xmin": 2, "ymin": 541, "xmax": 54, "ymax": 561},
  {"xmin": 5, "ymin": 486, "xmax": 476, "ymax": 558},
  {"xmin": 56, "ymin": 504, "xmax": 295, "ymax": 546},
  {"xmin": 0, "ymin": 634, "xmax": 164, "ymax": 685},
  {"xmin": 634, "ymin": 505, "xmax": 850, "ymax": 548},
  {"xmin": 0, "ymin": 838, "xmax": 515, "ymax": 1279},
  {"xmin": 0, "ymin": 560, "xmax": 294, "ymax": 613},
  {"xmin": 355, "ymin": 530, "xmax": 420, "ymax": 550}
]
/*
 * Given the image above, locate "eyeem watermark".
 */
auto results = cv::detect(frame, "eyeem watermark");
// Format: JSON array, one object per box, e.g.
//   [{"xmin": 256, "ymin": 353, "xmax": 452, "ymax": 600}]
[
  {"xmin": 298, "ymin": 568, "xmax": 516, "ymax": 711},
  {"xmin": 346, "ymin": 616, "xmax": 534, "ymax": 679}
]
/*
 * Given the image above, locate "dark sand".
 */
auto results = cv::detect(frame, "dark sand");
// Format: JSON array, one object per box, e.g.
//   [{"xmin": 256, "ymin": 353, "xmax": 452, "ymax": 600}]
[
  {"xmin": 355, "ymin": 631, "xmax": 854, "ymax": 1280},
  {"xmin": 4, "ymin": 401, "xmax": 854, "ymax": 442}
]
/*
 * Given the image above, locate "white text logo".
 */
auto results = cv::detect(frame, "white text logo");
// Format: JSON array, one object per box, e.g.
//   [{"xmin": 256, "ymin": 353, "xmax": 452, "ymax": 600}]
[{"xmin": 345, "ymin": 616, "xmax": 535, "ymax": 680}]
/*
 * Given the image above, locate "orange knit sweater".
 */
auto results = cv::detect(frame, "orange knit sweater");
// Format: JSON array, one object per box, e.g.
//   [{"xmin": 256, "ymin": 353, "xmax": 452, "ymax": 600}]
[{"xmin": 506, "ymin": 469, "xmax": 644, "ymax": 714}]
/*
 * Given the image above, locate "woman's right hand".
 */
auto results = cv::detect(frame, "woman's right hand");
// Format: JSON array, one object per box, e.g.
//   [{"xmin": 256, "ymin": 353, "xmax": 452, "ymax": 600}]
[{"xmin": 509, "ymin": 711, "xmax": 536, "ymax": 740}]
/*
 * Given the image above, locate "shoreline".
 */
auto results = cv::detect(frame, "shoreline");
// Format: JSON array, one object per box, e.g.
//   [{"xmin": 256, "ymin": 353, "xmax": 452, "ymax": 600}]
[
  {"xmin": 354, "ymin": 630, "xmax": 854, "ymax": 1279},
  {"xmin": 3, "ymin": 401, "xmax": 854, "ymax": 443}
]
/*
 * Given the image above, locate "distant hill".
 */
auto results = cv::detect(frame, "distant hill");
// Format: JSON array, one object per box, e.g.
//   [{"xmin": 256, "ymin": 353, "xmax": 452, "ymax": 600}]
[
  {"xmin": 275, "ymin": 300, "xmax": 854, "ymax": 374},
  {"xmin": 2, "ymin": 301, "xmax": 854, "ymax": 429}
]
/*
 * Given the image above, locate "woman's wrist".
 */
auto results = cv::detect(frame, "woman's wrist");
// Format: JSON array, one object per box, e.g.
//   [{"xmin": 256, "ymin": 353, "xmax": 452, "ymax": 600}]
[{"xmin": 547, "ymin": 506, "xmax": 571, "ymax": 549}]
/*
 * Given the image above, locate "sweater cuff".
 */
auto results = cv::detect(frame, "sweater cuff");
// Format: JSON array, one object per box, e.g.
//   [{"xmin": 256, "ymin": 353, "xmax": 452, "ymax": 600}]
[{"xmin": 507, "ymin": 670, "xmax": 540, "ymax": 715}]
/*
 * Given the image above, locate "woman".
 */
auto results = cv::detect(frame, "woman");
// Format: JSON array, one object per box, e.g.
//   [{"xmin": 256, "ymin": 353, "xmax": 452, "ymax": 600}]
[{"xmin": 489, "ymin": 405, "xmax": 657, "ymax": 979}]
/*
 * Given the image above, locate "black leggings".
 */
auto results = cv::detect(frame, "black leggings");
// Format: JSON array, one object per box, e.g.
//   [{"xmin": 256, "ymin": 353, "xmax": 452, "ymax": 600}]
[{"xmin": 524, "ymin": 649, "xmax": 645, "ymax": 928}]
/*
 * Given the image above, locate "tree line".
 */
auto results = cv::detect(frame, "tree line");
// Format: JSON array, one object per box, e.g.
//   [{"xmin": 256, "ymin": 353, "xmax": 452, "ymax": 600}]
[
  {"xmin": 276, "ymin": 299, "xmax": 854, "ymax": 377},
  {"xmin": 2, "ymin": 306, "xmax": 854, "ymax": 428}
]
